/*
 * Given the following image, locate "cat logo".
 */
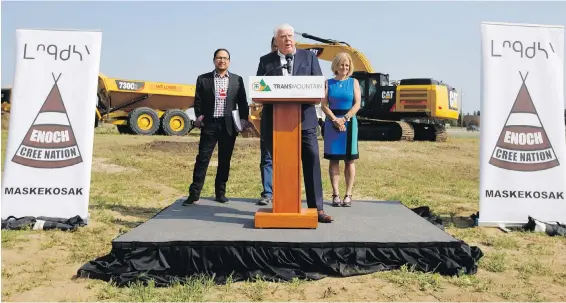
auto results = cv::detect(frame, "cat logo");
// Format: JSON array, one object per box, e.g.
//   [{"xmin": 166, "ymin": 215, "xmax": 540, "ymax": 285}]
[
  {"xmin": 381, "ymin": 91, "xmax": 394, "ymax": 103},
  {"xmin": 306, "ymin": 48, "xmax": 324, "ymax": 58},
  {"xmin": 382, "ymin": 91, "xmax": 394, "ymax": 99}
]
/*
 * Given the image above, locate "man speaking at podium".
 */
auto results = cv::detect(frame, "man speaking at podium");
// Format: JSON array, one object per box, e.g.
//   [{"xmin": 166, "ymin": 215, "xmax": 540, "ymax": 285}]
[{"xmin": 255, "ymin": 24, "xmax": 333, "ymax": 223}]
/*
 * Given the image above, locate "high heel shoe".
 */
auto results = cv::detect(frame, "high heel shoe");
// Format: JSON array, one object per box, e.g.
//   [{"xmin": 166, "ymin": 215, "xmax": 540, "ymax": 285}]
[
  {"xmin": 331, "ymin": 194, "xmax": 341, "ymax": 207},
  {"xmin": 342, "ymin": 195, "xmax": 352, "ymax": 207}
]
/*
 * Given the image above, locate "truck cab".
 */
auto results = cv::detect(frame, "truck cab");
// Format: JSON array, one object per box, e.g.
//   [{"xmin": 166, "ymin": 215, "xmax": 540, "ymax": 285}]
[{"xmin": 351, "ymin": 72, "xmax": 397, "ymax": 119}]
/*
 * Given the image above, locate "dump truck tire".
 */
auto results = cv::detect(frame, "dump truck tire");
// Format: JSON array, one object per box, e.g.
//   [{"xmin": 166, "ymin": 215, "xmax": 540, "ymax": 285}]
[
  {"xmin": 160, "ymin": 109, "xmax": 192, "ymax": 136},
  {"xmin": 127, "ymin": 107, "xmax": 160, "ymax": 135}
]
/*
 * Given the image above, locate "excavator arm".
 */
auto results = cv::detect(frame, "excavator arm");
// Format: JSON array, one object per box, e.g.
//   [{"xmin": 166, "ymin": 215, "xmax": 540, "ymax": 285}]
[{"xmin": 294, "ymin": 32, "xmax": 374, "ymax": 73}]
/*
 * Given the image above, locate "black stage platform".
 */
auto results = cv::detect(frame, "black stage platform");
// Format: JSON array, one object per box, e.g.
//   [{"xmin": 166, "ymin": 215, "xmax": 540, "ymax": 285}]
[{"xmin": 77, "ymin": 198, "xmax": 483, "ymax": 286}]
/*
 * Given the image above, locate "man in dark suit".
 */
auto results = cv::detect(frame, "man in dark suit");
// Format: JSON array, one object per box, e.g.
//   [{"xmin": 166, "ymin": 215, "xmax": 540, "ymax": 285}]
[
  {"xmin": 255, "ymin": 24, "xmax": 333, "ymax": 223},
  {"xmin": 183, "ymin": 48, "xmax": 249, "ymax": 205},
  {"xmin": 257, "ymin": 37, "xmax": 278, "ymax": 207}
]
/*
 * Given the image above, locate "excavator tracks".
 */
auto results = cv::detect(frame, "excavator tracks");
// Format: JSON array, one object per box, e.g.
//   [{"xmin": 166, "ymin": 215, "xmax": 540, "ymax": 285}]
[
  {"xmin": 398, "ymin": 121, "xmax": 415, "ymax": 141},
  {"xmin": 410, "ymin": 122, "xmax": 448, "ymax": 142},
  {"xmin": 433, "ymin": 124, "xmax": 448, "ymax": 142},
  {"xmin": 245, "ymin": 115, "xmax": 446, "ymax": 143},
  {"xmin": 357, "ymin": 118, "xmax": 414, "ymax": 141},
  {"xmin": 357, "ymin": 117, "xmax": 448, "ymax": 142}
]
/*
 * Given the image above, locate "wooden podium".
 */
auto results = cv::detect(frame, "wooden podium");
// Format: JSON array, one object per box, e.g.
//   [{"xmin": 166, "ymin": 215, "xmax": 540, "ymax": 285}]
[{"xmin": 248, "ymin": 76, "xmax": 326, "ymax": 229}]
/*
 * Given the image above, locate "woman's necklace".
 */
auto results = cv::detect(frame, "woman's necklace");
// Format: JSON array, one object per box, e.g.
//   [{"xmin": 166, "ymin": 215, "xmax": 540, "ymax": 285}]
[{"xmin": 336, "ymin": 77, "xmax": 347, "ymax": 87}]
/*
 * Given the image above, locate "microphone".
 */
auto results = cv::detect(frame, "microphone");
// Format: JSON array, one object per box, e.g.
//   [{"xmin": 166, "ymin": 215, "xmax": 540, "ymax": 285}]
[
  {"xmin": 263, "ymin": 64, "xmax": 287, "ymax": 76},
  {"xmin": 285, "ymin": 54, "xmax": 293, "ymax": 74}
]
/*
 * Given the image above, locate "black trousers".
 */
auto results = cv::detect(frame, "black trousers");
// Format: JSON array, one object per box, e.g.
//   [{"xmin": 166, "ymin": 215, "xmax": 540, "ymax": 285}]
[{"xmin": 189, "ymin": 119, "xmax": 236, "ymax": 198}]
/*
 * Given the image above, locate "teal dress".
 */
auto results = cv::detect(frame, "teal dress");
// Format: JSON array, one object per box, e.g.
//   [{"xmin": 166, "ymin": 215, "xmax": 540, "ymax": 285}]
[{"xmin": 323, "ymin": 77, "xmax": 359, "ymax": 160}]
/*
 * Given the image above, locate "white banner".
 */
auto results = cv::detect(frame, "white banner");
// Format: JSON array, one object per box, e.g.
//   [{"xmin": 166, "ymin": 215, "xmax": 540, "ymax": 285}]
[
  {"xmin": 479, "ymin": 22, "xmax": 566, "ymax": 226},
  {"xmin": 1, "ymin": 29, "xmax": 102, "ymax": 220}
]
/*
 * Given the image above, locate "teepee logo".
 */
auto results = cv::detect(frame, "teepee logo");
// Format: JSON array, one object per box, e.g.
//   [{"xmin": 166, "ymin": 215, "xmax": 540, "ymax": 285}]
[
  {"xmin": 489, "ymin": 71, "xmax": 560, "ymax": 172},
  {"xmin": 11, "ymin": 73, "xmax": 83, "ymax": 169},
  {"xmin": 252, "ymin": 79, "xmax": 271, "ymax": 92}
]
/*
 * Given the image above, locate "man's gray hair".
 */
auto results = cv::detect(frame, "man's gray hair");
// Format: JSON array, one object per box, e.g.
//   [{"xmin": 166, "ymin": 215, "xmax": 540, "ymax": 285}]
[{"xmin": 273, "ymin": 23, "xmax": 294, "ymax": 37}]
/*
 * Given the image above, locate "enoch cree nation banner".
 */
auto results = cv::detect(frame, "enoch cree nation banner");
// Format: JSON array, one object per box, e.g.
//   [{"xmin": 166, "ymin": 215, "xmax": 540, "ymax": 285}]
[
  {"xmin": 1, "ymin": 29, "xmax": 102, "ymax": 221},
  {"xmin": 479, "ymin": 22, "xmax": 565, "ymax": 226}
]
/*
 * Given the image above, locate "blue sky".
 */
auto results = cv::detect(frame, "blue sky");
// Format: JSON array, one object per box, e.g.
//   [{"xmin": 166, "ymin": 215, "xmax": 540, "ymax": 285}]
[{"xmin": 2, "ymin": 1, "xmax": 565, "ymax": 114}]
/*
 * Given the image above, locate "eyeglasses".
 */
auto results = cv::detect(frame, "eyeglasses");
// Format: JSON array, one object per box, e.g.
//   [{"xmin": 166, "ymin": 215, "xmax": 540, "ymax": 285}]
[{"xmin": 215, "ymin": 56, "xmax": 229, "ymax": 61}]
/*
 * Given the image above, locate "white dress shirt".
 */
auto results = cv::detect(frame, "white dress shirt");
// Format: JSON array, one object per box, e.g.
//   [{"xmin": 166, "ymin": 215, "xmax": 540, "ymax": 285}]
[{"xmin": 277, "ymin": 48, "xmax": 296, "ymax": 76}]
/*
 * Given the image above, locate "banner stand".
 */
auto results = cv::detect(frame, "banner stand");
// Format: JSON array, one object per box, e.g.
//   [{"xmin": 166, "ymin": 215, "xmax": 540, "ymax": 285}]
[
  {"xmin": 479, "ymin": 22, "xmax": 566, "ymax": 227},
  {"xmin": 1, "ymin": 28, "xmax": 102, "ymax": 227}
]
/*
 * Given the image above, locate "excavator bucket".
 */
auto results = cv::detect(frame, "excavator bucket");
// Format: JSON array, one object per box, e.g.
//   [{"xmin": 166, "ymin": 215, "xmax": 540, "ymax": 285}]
[
  {"xmin": 242, "ymin": 122, "xmax": 260, "ymax": 138},
  {"xmin": 241, "ymin": 103, "xmax": 262, "ymax": 138}
]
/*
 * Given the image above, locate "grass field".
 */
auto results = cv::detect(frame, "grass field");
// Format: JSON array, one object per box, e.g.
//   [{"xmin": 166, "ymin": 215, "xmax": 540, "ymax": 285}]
[{"xmin": 1, "ymin": 124, "xmax": 565, "ymax": 302}]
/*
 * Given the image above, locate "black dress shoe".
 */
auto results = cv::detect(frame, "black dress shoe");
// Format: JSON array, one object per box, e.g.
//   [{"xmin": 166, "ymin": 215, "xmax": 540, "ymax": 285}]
[
  {"xmin": 215, "ymin": 196, "xmax": 229, "ymax": 203},
  {"xmin": 182, "ymin": 195, "xmax": 199, "ymax": 206}
]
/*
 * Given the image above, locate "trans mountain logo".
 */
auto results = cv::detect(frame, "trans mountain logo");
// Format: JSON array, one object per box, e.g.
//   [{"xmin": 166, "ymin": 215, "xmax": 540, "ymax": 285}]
[
  {"xmin": 11, "ymin": 73, "xmax": 83, "ymax": 169},
  {"xmin": 252, "ymin": 79, "xmax": 271, "ymax": 92},
  {"xmin": 489, "ymin": 71, "xmax": 560, "ymax": 172}
]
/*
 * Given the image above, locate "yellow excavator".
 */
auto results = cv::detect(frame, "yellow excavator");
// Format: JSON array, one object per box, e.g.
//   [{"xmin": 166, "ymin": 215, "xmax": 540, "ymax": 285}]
[{"xmin": 248, "ymin": 32, "xmax": 460, "ymax": 142}]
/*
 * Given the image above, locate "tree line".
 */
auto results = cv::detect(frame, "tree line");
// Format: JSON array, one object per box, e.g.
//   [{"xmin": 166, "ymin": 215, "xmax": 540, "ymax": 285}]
[{"xmin": 450, "ymin": 109, "xmax": 566, "ymax": 127}]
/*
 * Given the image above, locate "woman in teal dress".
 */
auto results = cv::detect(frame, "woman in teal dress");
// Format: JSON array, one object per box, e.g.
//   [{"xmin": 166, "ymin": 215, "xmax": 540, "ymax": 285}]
[{"xmin": 322, "ymin": 52, "xmax": 361, "ymax": 207}]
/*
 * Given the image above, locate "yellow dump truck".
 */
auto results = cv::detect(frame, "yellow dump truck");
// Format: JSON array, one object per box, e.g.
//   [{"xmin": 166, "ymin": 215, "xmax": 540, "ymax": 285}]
[
  {"xmin": 96, "ymin": 73, "xmax": 197, "ymax": 136},
  {"xmin": 2, "ymin": 75, "xmax": 197, "ymax": 136}
]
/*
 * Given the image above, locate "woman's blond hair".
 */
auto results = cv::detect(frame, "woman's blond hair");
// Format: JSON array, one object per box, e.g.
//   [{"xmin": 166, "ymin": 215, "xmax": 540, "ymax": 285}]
[{"xmin": 330, "ymin": 52, "xmax": 354, "ymax": 77}]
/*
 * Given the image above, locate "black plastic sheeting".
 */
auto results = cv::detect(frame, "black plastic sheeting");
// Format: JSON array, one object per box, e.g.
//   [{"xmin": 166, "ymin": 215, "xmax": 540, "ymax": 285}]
[
  {"xmin": 1, "ymin": 215, "xmax": 86, "ymax": 231},
  {"xmin": 522, "ymin": 216, "xmax": 566, "ymax": 237},
  {"xmin": 76, "ymin": 205, "xmax": 484, "ymax": 287}
]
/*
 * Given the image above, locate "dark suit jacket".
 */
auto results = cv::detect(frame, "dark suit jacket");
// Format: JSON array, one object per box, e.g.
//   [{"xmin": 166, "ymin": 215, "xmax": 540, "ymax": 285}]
[
  {"xmin": 255, "ymin": 48, "xmax": 323, "ymax": 131},
  {"xmin": 193, "ymin": 70, "xmax": 249, "ymax": 137}
]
